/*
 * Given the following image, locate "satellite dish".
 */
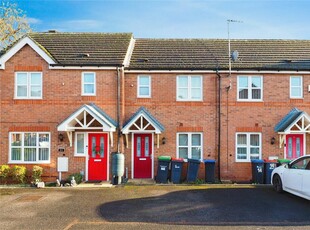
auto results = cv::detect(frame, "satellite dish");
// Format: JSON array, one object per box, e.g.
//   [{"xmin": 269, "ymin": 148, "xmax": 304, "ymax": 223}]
[{"xmin": 231, "ymin": 50, "xmax": 239, "ymax": 62}]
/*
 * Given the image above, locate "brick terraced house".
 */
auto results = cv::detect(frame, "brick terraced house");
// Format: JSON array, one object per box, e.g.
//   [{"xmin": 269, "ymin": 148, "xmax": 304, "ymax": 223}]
[{"xmin": 1, "ymin": 32, "xmax": 310, "ymax": 183}]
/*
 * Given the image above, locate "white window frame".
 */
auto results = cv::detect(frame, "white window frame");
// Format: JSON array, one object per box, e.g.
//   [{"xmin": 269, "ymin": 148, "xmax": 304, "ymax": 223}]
[
  {"xmin": 237, "ymin": 76, "xmax": 263, "ymax": 101},
  {"xmin": 177, "ymin": 132, "xmax": 203, "ymax": 161},
  {"xmin": 177, "ymin": 75, "xmax": 203, "ymax": 101},
  {"xmin": 82, "ymin": 72, "xmax": 96, "ymax": 96},
  {"xmin": 75, "ymin": 132, "xmax": 87, "ymax": 156},
  {"xmin": 235, "ymin": 132, "xmax": 262, "ymax": 162},
  {"xmin": 290, "ymin": 76, "xmax": 303, "ymax": 99},
  {"xmin": 15, "ymin": 72, "xmax": 43, "ymax": 99},
  {"xmin": 137, "ymin": 75, "xmax": 151, "ymax": 98},
  {"xmin": 9, "ymin": 132, "xmax": 51, "ymax": 164}
]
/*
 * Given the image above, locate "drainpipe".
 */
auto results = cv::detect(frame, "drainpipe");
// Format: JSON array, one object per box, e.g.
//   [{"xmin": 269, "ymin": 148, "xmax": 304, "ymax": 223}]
[
  {"xmin": 216, "ymin": 69, "xmax": 221, "ymax": 182},
  {"xmin": 117, "ymin": 67, "xmax": 121, "ymax": 153}
]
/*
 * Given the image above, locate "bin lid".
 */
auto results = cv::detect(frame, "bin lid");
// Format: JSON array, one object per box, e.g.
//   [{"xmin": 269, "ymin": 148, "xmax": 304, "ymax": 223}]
[
  {"xmin": 263, "ymin": 159, "xmax": 278, "ymax": 163},
  {"xmin": 203, "ymin": 159, "xmax": 216, "ymax": 163},
  {"xmin": 277, "ymin": 159, "xmax": 291, "ymax": 164},
  {"xmin": 171, "ymin": 158, "xmax": 184, "ymax": 162},
  {"xmin": 158, "ymin": 156, "xmax": 171, "ymax": 161},
  {"xmin": 187, "ymin": 158, "xmax": 201, "ymax": 163},
  {"xmin": 251, "ymin": 159, "xmax": 264, "ymax": 163}
]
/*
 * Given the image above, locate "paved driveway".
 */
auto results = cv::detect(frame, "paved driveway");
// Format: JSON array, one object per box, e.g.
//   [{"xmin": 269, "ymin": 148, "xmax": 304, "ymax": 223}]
[{"xmin": 1, "ymin": 185, "xmax": 310, "ymax": 230}]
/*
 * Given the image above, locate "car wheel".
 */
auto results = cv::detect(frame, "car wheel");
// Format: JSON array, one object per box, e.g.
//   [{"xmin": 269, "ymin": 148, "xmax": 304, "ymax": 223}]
[{"xmin": 273, "ymin": 174, "xmax": 283, "ymax": 193}]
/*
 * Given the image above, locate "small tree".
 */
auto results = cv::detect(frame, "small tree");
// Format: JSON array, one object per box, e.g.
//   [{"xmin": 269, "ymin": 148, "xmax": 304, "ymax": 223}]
[{"xmin": 0, "ymin": 1, "xmax": 32, "ymax": 51}]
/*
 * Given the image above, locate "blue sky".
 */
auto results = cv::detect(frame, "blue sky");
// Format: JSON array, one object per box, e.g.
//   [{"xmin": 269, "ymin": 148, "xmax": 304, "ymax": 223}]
[{"xmin": 13, "ymin": 0, "xmax": 310, "ymax": 39}]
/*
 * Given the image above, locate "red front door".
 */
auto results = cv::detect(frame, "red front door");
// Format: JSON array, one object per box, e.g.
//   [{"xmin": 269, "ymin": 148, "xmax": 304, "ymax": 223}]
[
  {"xmin": 286, "ymin": 134, "xmax": 303, "ymax": 160},
  {"xmin": 134, "ymin": 134, "xmax": 152, "ymax": 178},
  {"xmin": 88, "ymin": 133, "xmax": 108, "ymax": 181}
]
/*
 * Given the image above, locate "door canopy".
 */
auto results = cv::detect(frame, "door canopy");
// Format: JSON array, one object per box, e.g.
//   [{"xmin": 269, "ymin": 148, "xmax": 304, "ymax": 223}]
[
  {"xmin": 274, "ymin": 108, "xmax": 310, "ymax": 147},
  {"xmin": 122, "ymin": 107, "xmax": 164, "ymax": 148},
  {"xmin": 57, "ymin": 103, "xmax": 117, "ymax": 146}
]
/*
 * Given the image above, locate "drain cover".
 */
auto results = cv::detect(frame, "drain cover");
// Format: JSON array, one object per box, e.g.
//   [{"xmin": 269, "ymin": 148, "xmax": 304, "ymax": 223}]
[{"xmin": 16, "ymin": 195, "xmax": 43, "ymax": 202}]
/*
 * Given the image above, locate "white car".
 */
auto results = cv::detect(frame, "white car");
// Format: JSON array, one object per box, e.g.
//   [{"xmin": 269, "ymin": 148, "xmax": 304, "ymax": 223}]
[{"xmin": 272, "ymin": 155, "xmax": 310, "ymax": 200}]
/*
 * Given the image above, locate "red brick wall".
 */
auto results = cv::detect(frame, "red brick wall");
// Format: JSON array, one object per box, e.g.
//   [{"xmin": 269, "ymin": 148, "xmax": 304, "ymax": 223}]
[
  {"xmin": 0, "ymin": 45, "xmax": 119, "ymax": 182},
  {"xmin": 124, "ymin": 72, "xmax": 218, "ymax": 180},
  {"xmin": 2, "ymin": 44, "xmax": 310, "ymax": 183}
]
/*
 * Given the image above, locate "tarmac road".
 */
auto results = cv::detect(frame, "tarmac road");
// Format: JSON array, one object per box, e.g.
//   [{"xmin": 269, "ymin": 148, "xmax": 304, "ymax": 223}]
[{"xmin": 1, "ymin": 184, "xmax": 310, "ymax": 230}]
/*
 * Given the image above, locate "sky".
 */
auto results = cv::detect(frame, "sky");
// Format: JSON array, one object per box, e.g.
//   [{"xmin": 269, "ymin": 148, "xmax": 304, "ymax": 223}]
[{"xmin": 11, "ymin": 0, "xmax": 310, "ymax": 39}]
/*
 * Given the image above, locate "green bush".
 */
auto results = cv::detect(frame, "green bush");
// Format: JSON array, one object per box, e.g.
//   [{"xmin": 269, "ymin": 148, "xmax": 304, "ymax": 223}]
[
  {"xmin": 0, "ymin": 165, "xmax": 10, "ymax": 183},
  {"xmin": 11, "ymin": 166, "xmax": 27, "ymax": 184},
  {"xmin": 67, "ymin": 173, "xmax": 83, "ymax": 184},
  {"xmin": 32, "ymin": 165, "xmax": 43, "ymax": 182}
]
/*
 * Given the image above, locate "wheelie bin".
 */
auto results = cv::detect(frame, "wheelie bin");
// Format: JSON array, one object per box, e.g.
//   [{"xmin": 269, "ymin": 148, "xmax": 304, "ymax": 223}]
[
  {"xmin": 156, "ymin": 156, "xmax": 171, "ymax": 183},
  {"xmin": 251, "ymin": 159, "xmax": 264, "ymax": 184},
  {"xmin": 264, "ymin": 160, "xmax": 278, "ymax": 184},
  {"xmin": 186, "ymin": 158, "xmax": 201, "ymax": 183},
  {"xmin": 204, "ymin": 159, "xmax": 216, "ymax": 183},
  {"xmin": 170, "ymin": 158, "xmax": 184, "ymax": 184}
]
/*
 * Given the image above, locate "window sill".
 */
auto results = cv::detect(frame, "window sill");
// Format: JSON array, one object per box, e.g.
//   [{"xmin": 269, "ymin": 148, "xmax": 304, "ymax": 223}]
[
  {"xmin": 8, "ymin": 161, "xmax": 50, "ymax": 164},
  {"xmin": 74, "ymin": 154, "xmax": 87, "ymax": 157}
]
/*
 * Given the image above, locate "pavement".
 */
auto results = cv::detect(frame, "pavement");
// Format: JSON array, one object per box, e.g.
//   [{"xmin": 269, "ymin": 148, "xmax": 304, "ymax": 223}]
[{"xmin": 1, "ymin": 184, "xmax": 310, "ymax": 230}]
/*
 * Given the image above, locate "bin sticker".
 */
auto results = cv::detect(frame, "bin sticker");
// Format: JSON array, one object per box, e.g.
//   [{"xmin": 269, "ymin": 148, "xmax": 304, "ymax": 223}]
[
  {"xmin": 175, "ymin": 165, "xmax": 180, "ymax": 169},
  {"xmin": 269, "ymin": 164, "xmax": 276, "ymax": 170},
  {"xmin": 256, "ymin": 165, "xmax": 263, "ymax": 173},
  {"xmin": 161, "ymin": 166, "xmax": 166, "ymax": 171}
]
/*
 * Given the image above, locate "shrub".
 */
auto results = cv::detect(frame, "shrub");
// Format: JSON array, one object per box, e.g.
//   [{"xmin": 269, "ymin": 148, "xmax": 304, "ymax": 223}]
[
  {"xmin": 67, "ymin": 173, "xmax": 83, "ymax": 184},
  {"xmin": 11, "ymin": 166, "xmax": 27, "ymax": 184},
  {"xmin": 32, "ymin": 165, "xmax": 43, "ymax": 183},
  {"xmin": 0, "ymin": 165, "xmax": 10, "ymax": 183}
]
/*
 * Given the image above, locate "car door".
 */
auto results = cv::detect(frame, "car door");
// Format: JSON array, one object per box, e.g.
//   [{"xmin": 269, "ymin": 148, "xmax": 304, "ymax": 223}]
[
  {"xmin": 283, "ymin": 157, "xmax": 310, "ymax": 194},
  {"xmin": 283, "ymin": 167, "xmax": 303, "ymax": 192},
  {"xmin": 301, "ymin": 159, "xmax": 310, "ymax": 197}
]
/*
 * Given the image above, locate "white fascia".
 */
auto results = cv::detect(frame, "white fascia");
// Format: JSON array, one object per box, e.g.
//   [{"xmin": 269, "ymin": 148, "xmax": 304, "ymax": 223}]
[
  {"xmin": 0, "ymin": 36, "xmax": 56, "ymax": 70},
  {"xmin": 125, "ymin": 69, "xmax": 310, "ymax": 74}
]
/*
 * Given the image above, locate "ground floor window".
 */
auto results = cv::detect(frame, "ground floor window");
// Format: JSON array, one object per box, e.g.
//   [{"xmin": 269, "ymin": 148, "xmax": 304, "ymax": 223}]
[
  {"xmin": 9, "ymin": 132, "xmax": 50, "ymax": 163},
  {"xmin": 236, "ymin": 132, "xmax": 261, "ymax": 162},
  {"xmin": 177, "ymin": 133, "xmax": 202, "ymax": 160},
  {"xmin": 75, "ymin": 132, "xmax": 87, "ymax": 156}
]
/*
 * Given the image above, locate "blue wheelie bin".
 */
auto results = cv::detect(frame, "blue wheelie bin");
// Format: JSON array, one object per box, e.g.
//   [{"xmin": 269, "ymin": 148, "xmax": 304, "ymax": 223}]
[
  {"xmin": 170, "ymin": 158, "xmax": 184, "ymax": 184},
  {"xmin": 156, "ymin": 156, "xmax": 171, "ymax": 183},
  {"xmin": 204, "ymin": 159, "xmax": 216, "ymax": 183},
  {"xmin": 251, "ymin": 159, "xmax": 264, "ymax": 184},
  {"xmin": 264, "ymin": 160, "xmax": 278, "ymax": 184},
  {"xmin": 186, "ymin": 158, "xmax": 201, "ymax": 183}
]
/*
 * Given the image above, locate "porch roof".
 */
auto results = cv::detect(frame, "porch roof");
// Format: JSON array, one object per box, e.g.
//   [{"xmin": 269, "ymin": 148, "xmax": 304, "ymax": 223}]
[
  {"xmin": 274, "ymin": 107, "xmax": 310, "ymax": 133},
  {"xmin": 122, "ymin": 107, "xmax": 164, "ymax": 134},
  {"xmin": 274, "ymin": 108, "xmax": 302, "ymax": 132},
  {"xmin": 57, "ymin": 103, "xmax": 117, "ymax": 132}
]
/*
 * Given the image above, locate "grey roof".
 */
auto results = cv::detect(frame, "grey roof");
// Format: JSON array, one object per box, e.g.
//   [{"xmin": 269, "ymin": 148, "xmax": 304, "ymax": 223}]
[
  {"xmin": 274, "ymin": 108, "xmax": 303, "ymax": 132},
  {"xmin": 129, "ymin": 39, "xmax": 310, "ymax": 71},
  {"xmin": 88, "ymin": 103, "xmax": 118, "ymax": 127},
  {"xmin": 123, "ymin": 107, "xmax": 164, "ymax": 132},
  {"xmin": 28, "ymin": 32, "xmax": 133, "ymax": 66}
]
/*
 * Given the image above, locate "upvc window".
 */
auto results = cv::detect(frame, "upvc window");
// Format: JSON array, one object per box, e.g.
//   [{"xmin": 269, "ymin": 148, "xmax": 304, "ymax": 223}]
[
  {"xmin": 177, "ymin": 133, "xmax": 203, "ymax": 160},
  {"xmin": 82, "ymin": 72, "xmax": 96, "ymax": 95},
  {"xmin": 237, "ymin": 76, "xmax": 262, "ymax": 101},
  {"xmin": 177, "ymin": 75, "xmax": 202, "ymax": 101},
  {"xmin": 15, "ymin": 72, "xmax": 42, "ymax": 99},
  {"xmin": 137, "ymin": 75, "xmax": 151, "ymax": 98},
  {"xmin": 75, "ymin": 132, "xmax": 87, "ymax": 156},
  {"xmin": 236, "ymin": 133, "xmax": 261, "ymax": 162},
  {"xmin": 290, "ymin": 76, "xmax": 303, "ymax": 98},
  {"xmin": 9, "ymin": 132, "xmax": 50, "ymax": 163}
]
